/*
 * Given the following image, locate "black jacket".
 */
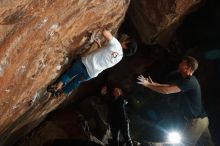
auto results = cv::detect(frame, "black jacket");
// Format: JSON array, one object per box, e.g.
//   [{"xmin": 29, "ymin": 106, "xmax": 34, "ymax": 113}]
[{"xmin": 108, "ymin": 96, "xmax": 129, "ymax": 125}]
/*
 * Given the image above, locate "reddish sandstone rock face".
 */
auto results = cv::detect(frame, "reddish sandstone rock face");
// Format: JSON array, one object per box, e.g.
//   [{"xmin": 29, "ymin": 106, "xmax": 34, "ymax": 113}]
[
  {"xmin": 129, "ymin": 0, "xmax": 202, "ymax": 45},
  {"xmin": 0, "ymin": 0, "xmax": 130, "ymax": 145}
]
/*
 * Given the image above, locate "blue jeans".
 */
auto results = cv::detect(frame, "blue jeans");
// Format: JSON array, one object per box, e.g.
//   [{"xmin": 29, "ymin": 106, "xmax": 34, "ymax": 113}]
[{"xmin": 59, "ymin": 59, "xmax": 90, "ymax": 94}]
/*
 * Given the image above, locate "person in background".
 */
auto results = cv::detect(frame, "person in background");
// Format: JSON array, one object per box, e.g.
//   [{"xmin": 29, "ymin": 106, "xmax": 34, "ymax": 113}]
[{"xmin": 107, "ymin": 87, "xmax": 133, "ymax": 146}]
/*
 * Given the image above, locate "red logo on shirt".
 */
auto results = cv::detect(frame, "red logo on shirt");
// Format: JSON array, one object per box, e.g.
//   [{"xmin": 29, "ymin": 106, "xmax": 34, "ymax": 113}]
[{"xmin": 111, "ymin": 52, "xmax": 119, "ymax": 58}]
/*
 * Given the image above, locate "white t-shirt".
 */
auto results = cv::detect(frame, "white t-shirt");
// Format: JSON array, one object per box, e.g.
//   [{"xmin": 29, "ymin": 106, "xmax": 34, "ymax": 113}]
[{"xmin": 82, "ymin": 37, "xmax": 123, "ymax": 78}]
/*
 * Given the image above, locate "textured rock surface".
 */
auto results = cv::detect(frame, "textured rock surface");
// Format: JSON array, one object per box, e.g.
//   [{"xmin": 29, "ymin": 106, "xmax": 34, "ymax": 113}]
[
  {"xmin": 0, "ymin": 0, "xmax": 130, "ymax": 145},
  {"xmin": 129, "ymin": 0, "xmax": 202, "ymax": 45},
  {"xmin": 16, "ymin": 97, "xmax": 110, "ymax": 146},
  {"xmin": 16, "ymin": 109, "xmax": 98, "ymax": 146}
]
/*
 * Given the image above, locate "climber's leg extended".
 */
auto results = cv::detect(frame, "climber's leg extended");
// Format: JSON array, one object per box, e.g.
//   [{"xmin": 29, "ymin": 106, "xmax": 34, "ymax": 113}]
[
  {"xmin": 61, "ymin": 59, "xmax": 90, "ymax": 94},
  {"xmin": 47, "ymin": 59, "xmax": 90, "ymax": 96},
  {"xmin": 61, "ymin": 71, "xmax": 90, "ymax": 94}
]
